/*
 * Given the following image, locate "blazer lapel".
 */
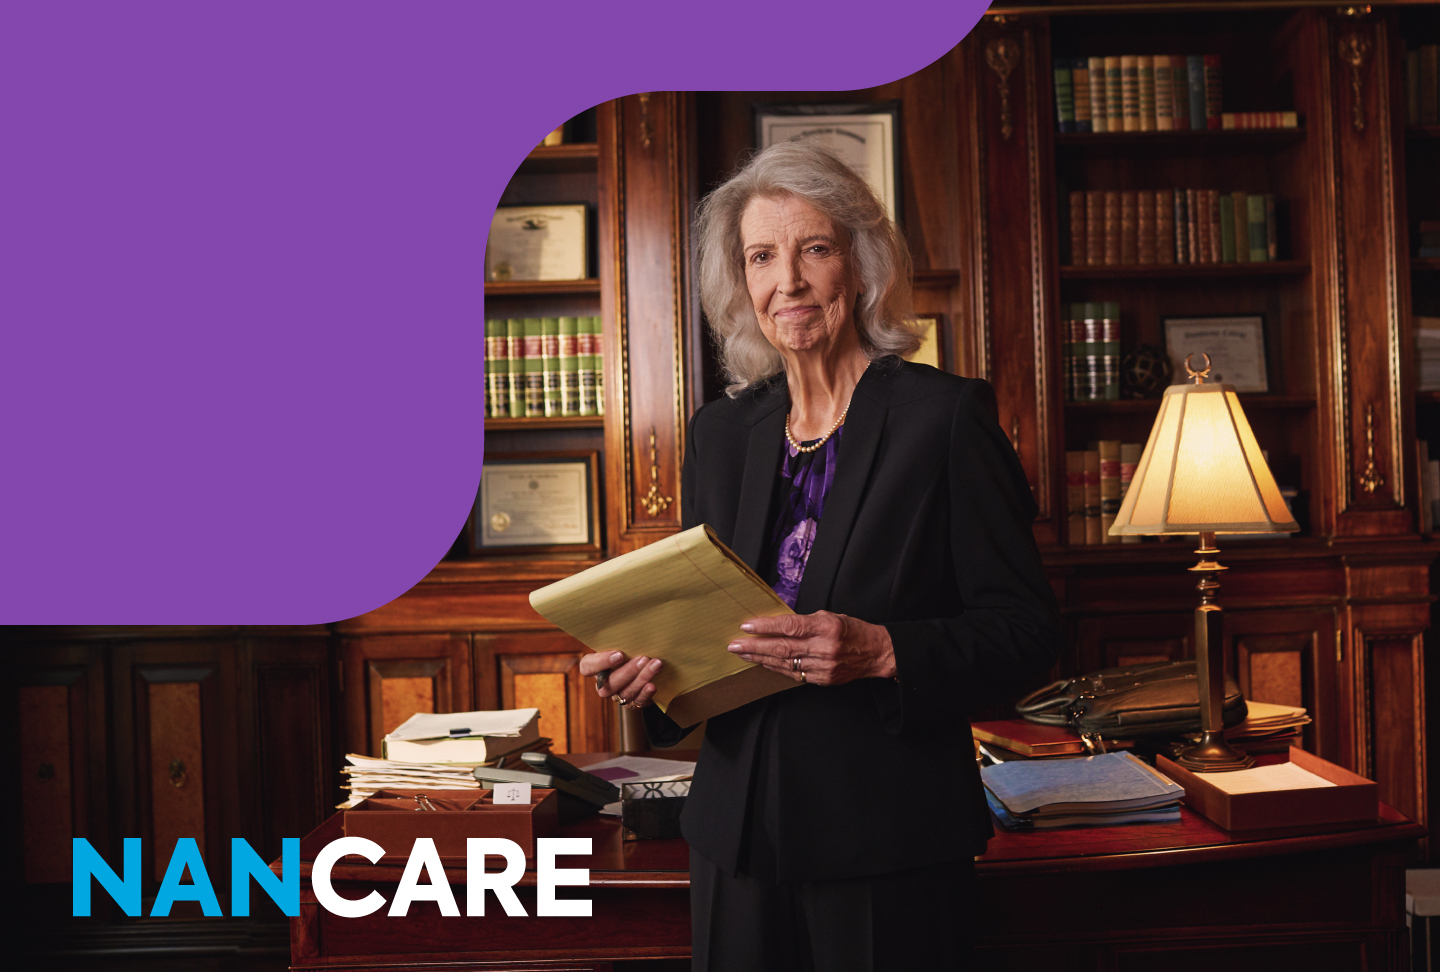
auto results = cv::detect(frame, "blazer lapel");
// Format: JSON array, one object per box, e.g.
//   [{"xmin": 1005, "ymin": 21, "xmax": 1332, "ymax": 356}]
[
  {"xmin": 793, "ymin": 369, "xmax": 888, "ymax": 614},
  {"xmin": 730, "ymin": 404, "xmax": 787, "ymax": 572}
]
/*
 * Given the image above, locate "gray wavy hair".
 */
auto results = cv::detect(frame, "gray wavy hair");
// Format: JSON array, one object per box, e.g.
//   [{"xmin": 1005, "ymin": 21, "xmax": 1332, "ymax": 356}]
[{"xmin": 694, "ymin": 141, "xmax": 920, "ymax": 396}]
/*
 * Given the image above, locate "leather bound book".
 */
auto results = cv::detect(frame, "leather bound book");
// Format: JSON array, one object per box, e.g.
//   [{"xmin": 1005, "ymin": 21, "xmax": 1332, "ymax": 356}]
[
  {"xmin": 1088, "ymin": 56, "xmax": 1109, "ymax": 133},
  {"xmin": 1072, "ymin": 57, "xmax": 1092, "ymax": 132},
  {"xmin": 1104, "ymin": 190, "xmax": 1121, "ymax": 265},
  {"xmin": 1186, "ymin": 189, "xmax": 1201, "ymax": 264},
  {"xmin": 1203, "ymin": 54, "xmax": 1223, "ymax": 129},
  {"xmin": 1137, "ymin": 190, "xmax": 1157, "ymax": 265},
  {"xmin": 1070, "ymin": 191, "xmax": 1087, "ymax": 266},
  {"xmin": 1155, "ymin": 190, "xmax": 1176, "ymax": 264},
  {"xmin": 1265, "ymin": 194, "xmax": 1278, "ymax": 261},
  {"xmin": 1137, "ymin": 55, "xmax": 1156, "ymax": 131},
  {"xmin": 1098, "ymin": 439, "xmax": 1122, "ymax": 543},
  {"xmin": 1105, "ymin": 56, "xmax": 1124, "ymax": 133},
  {"xmin": 973, "ymin": 720, "xmax": 1089, "ymax": 757},
  {"xmin": 1121, "ymin": 55, "xmax": 1140, "ymax": 131},
  {"xmin": 1120, "ymin": 190, "xmax": 1139, "ymax": 265},
  {"xmin": 1084, "ymin": 449, "xmax": 1102, "ymax": 544},
  {"xmin": 1086, "ymin": 190, "xmax": 1105, "ymax": 265},
  {"xmin": 1119, "ymin": 443, "xmax": 1143, "ymax": 543},
  {"xmin": 524, "ymin": 317, "xmax": 546, "ymax": 417},
  {"xmin": 1186, "ymin": 56, "xmax": 1206, "ymax": 131},
  {"xmin": 1247, "ymin": 194, "xmax": 1268, "ymax": 262},
  {"xmin": 1153, "ymin": 55, "xmax": 1174, "ymax": 131},
  {"xmin": 1219, "ymin": 196, "xmax": 1236, "ymax": 263},
  {"xmin": 1053, "ymin": 58, "xmax": 1076, "ymax": 132},
  {"xmin": 506, "ymin": 317, "xmax": 525, "ymax": 418},
  {"xmin": 485, "ymin": 318, "xmax": 505, "ymax": 419},
  {"xmin": 1208, "ymin": 190, "xmax": 1224, "ymax": 263},
  {"xmin": 1232, "ymin": 191, "xmax": 1250, "ymax": 263},
  {"xmin": 1173, "ymin": 188, "xmax": 1189, "ymax": 264}
]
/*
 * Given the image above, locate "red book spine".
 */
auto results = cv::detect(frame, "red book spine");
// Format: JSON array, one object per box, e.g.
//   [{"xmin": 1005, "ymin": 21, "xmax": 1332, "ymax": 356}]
[
  {"xmin": 1137, "ymin": 190, "xmax": 1157, "ymax": 265},
  {"xmin": 1104, "ymin": 191, "xmax": 1120, "ymax": 266},
  {"xmin": 1069, "ymin": 191, "xmax": 1086, "ymax": 266},
  {"xmin": 1120, "ymin": 191, "xmax": 1139, "ymax": 265},
  {"xmin": 1086, "ymin": 191, "xmax": 1104, "ymax": 266},
  {"xmin": 1155, "ymin": 189, "xmax": 1175, "ymax": 264},
  {"xmin": 1204, "ymin": 55, "xmax": 1223, "ymax": 129}
]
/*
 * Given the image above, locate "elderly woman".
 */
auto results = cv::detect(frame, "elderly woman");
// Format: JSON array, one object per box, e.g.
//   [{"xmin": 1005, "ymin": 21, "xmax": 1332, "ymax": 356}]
[{"xmin": 578, "ymin": 142, "xmax": 1061, "ymax": 970}]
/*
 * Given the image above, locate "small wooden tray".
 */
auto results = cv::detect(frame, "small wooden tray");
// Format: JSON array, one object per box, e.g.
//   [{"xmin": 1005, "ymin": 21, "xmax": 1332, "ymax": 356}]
[
  {"xmin": 343, "ymin": 788, "xmax": 559, "ymax": 861},
  {"xmin": 1157, "ymin": 747, "xmax": 1377, "ymax": 831}
]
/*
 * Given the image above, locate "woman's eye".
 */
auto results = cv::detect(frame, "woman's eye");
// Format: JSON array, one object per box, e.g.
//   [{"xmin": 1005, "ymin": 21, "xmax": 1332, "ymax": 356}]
[{"xmin": 751, "ymin": 252, "xmax": 769, "ymax": 264}]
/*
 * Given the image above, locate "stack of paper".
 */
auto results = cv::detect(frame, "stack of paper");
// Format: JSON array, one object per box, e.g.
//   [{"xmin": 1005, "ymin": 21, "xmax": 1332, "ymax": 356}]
[
  {"xmin": 1179, "ymin": 700, "xmax": 1312, "ymax": 755},
  {"xmin": 383, "ymin": 708, "xmax": 542, "ymax": 763},
  {"xmin": 982, "ymin": 752, "xmax": 1184, "ymax": 829}
]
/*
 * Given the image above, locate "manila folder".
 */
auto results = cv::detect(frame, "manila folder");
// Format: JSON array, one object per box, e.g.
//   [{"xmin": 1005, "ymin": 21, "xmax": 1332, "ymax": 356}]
[{"xmin": 528, "ymin": 524, "xmax": 798, "ymax": 726}]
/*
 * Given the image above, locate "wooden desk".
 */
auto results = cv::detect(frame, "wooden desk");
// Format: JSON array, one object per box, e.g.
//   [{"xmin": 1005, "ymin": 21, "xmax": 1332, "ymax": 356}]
[{"xmin": 285, "ymin": 755, "xmax": 1423, "ymax": 972}]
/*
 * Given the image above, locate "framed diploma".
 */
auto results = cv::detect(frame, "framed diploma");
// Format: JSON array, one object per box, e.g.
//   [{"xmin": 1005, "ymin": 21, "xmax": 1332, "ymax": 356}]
[
  {"xmin": 754, "ymin": 102, "xmax": 902, "ymax": 223},
  {"xmin": 1162, "ymin": 316, "xmax": 1269, "ymax": 393},
  {"xmin": 486, "ymin": 204, "xmax": 588, "ymax": 282},
  {"xmin": 472, "ymin": 451, "xmax": 601, "ymax": 555}
]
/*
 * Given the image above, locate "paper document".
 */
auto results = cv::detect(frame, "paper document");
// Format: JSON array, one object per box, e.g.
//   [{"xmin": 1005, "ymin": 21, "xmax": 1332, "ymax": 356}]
[
  {"xmin": 1203, "ymin": 761, "xmax": 1337, "ymax": 795},
  {"xmin": 529, "ymin": 525, "xmax": 799, "ymax": 725},
  {"xmin": 386, "ymin": 708, "xmax": 539, "ymax": 741}
]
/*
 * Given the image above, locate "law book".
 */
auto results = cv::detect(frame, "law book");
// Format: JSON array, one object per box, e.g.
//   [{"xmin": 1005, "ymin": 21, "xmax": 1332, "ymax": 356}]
[
  {"xmin": 1077, "ymin": 302, "xmax": 1101, "ymax": 402},
  {"xmin": 1173, "ymin": 188, "xmax": 1189, "ymax": 264},
  {"xmin": 529, "ymin": 524, "xmax": 801, "ymax": 725},
  {"xmin": 1153, "ymin": 55, "xmax": 1174, "ymax": 131},
  {"xmin": 1053, "ymin": 59, "xmax": 1076, "ymax": 132},
  {"xmin": 383, "ymin": 708, "xmax": 542, "ymax": 764},
  {"xmin": 1097, "ymin": 439, "xmax": 1122, "ymax": 543},
  {"xmin": 1120, "ymin": 55, "xmax": 1141, "ymax": 132},
  {"xmin": 542, "ymin": 317, "xmax": 562, "ymax": 417},
  {"xmin": 1119, "ymin": 442, "xmax": 1142, "ymax": 544},
  {"xmin": 1066, "ymin": 450, "xmax": 1086, "ymax": 543},
  {"xmin": 1186, "ymin": 188, "xmax": 1201, "ymax": 264},
  {"xmin": 1195, "ymin": 189, "xmax": 1211, "ymax": 264},
  {"xmin": 1069, "ymin": 191, "xmax": 1087, "ymax": 266},
  {"xmin": 522, "ymin": 317, "xmax": 545, "ymax": 416},
  {"xmin": 1083, "ymin": 449, "xmax": 1102, "ymax": 544},
  {"xmin": 1247, "ymin": 194, "xmax": 1268, "ymax": 262},
  {"xmin": 1421, "ymin": 46, "xmax": 1438, "ymax": 126},
  {"xmin": 558, "ymin": 316, "xmax": 580, "ymax": 416},
  {"xmin": 1171, "ymin": 61, "xmax": 1191, "ymax": 131},
  {"xmin": 1203, "ymin": 55, "xmax": 1223, "ymax": 129},
  {"xmin": 1231, "ymin": 192, "xmax": 1250, "ymax": 264},
  {"xmin": 1088, "ymin": 56, "xmax": 1110, "ymax": 133},
  {"xmin": 1104, "ymin": 56, "xmax": 1124, "ymax": 134},
  {"xmin": 1219, "ymin": 195, "xmax": 1236, "ymax": 263},
  {"xmin": 1265, "ymin": 194, "xmax": 1278, "ymax": 261},
  {"xmin": 578, "ymin": 316, "xmax": 598, "ymax": 416},
  {"xmin": 1136, "ymin": 55, "xmax": 1156, "ymax": 131},
  {"xmin": 1408, "ymin": 50, "xmax": 1421, "ymax": 128},
  {"xmin": 1221, "ymin": 111, "xmax": 1300, "ymax": 129},
  {"xmin": 1086, "ymin": 190, "xmax": 1105, "ymax": 265},
  {"xmin": 973, "ymin": 720, "xmax": 1098, "ymax": 758},
  {"xmin": 591, "ymin": 315, "xmax": 605, "ymax": 415},
  {"xmin": 1101, "ymin": 301, "xmax": 1120, "ymax": 401},
  {"xmin": 505, "ymin": 318, "xmax": 525, "ymax": 418},
  {"xmin": 1208, "ymin": 190, "xmax": 1224, "ymax": 263},
  {"xmin": 1120, "ymin": 190, "xmax": 1139, "ymax": 265},
  {"xmin": 1062, "ymin": 303, "xmax": 1077, "ymax": 400},
  {"xmin": 1186, "ymin": 55, "xmax": 1207, "ymax": 131},
  {"xmin": 1072, "ymin": 57, "xmax": 1092, "ymax": 132},
  {"xmin": 1155, "ymin": 189, "xmax": 1176, "ymax": 264},
  {"xmin": 485, "ymin": 318, "xmax": 506, "ymax": 419},
  {"xmin": 1103, "ymin": 190, "xmax": 1121, "ymax": 265},
  {"xmin": 1137, "ymin": 190, "xmax": 1156, "ymax": 265}
]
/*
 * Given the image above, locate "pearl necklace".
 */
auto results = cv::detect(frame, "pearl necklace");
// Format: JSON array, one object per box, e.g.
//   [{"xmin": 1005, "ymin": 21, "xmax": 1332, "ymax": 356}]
[{"xmin": 785, "ymin": 402, "xmax": 851, "ymax": 454}]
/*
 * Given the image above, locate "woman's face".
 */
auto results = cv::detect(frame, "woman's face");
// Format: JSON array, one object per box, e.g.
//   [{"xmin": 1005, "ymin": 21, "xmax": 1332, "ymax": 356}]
[{"xmin": 739, "ymin": 194, "xmax": 859, "ymax": 358}]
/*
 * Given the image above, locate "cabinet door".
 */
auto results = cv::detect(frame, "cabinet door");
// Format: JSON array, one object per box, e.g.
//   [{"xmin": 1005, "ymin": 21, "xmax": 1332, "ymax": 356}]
[
  {"xmin": 475, "ymin": 632, "xmax": 611, "ymax": 754},
  {"xmin": 1073, "ymin": 613, "xmax": 1193, "ymax": 674},
  {"xmin": 1227, "ymin": 609, "xmax": 1341, "ymax": 762},
  {"xmin": 339, "ymin": 634, "xmax": 471, "ymax": 757}
]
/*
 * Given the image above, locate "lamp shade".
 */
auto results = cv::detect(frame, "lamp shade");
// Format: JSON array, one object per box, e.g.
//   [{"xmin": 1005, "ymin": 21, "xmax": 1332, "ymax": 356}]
[{"xmin": 1110, "ymin": 382, "xmax": 1300, "ymax": 536}]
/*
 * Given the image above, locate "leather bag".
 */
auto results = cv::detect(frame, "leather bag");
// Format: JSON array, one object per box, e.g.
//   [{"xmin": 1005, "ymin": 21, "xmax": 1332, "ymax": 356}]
[{"xmin": 1015, "ymin": 660, "xmax": 1248, "ymax": 738}]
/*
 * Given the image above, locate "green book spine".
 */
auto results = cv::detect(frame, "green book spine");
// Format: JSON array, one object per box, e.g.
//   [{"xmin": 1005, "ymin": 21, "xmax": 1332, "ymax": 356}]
[
  {"xmin": 591, "ymin": 316, "xmax": 605, "ymax": 416},
  {"xmin": 1154, "ymin": 56, "xmax": 1174, "ymax": 130},
  {"xmin": 1247, "ymin": 195, "xmax": 1268, "ymax": 262},
  {"xmin": 1265, "ymin": 194, "xmax": 1278, "ymax": 261},
  {"xmin": 578, "ymin": 316, "xmax": 597, "ymax": 416},
  {"xmin": 1137, "ymin": 55, "xmax": 1156, "ymax": 132},
  {"xmin": 1232, "ymin": 192, "xmax": 1250, "ymax": 264},
  {"xmin": 1088, "ymin": 57, "xmax": 1109, "ymax": 133},
  {"xmin": 1053, "ymin": 60, "xmax": 1075, "ymax": 132},
  {"xmin": 559, "ymin": 316, "xmax": 579, "ymax": 417},
  {"xmin": 1105, "ymin": 56, "xmax": 1123, "ymax": 134},
  {"xmin": 523, "ymin": 317, "xmax": 545, "ymax": 416},
  {"xmin": 485, "ymin": 319, "xmax": 504, "ymax": 419},
  {"xmin": 1219, "ymin": 197, "xmax": 1236, "ymax": 263},
  {"xmin": 505, "ymin": 318, "xmax": 524, "ymax": 418},
  {"xmin": 542, "ymin": 317, "xmax": 561, "ymax": 417}
]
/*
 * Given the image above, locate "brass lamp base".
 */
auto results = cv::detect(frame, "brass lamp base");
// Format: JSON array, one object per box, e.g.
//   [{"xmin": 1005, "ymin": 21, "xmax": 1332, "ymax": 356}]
[{"xmin": 1175, "ymin": 730, "xmax": 1254, "ymax": 773}]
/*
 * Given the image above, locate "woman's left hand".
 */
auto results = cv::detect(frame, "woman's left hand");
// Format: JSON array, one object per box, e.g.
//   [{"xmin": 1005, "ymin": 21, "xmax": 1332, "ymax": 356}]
[{"xmin": 726, "ymin": 611, "xmax": 896, "ymax": 686}]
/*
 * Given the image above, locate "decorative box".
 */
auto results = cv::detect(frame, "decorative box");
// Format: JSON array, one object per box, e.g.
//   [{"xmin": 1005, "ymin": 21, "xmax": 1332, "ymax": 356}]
[
  {"xmin": 1157, "ymin": 747, "xmax": 1377, "ymax": 831},
  {"xmin": 343, "ymin": 787, "xmax": 559, "ymax": 861}
]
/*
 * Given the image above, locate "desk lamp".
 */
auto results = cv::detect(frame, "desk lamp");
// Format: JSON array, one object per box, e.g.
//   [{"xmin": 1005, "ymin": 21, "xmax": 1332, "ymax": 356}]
[{"xmin": 1109, "ymin": 354, "xmax": 1299, "ymax": 772}]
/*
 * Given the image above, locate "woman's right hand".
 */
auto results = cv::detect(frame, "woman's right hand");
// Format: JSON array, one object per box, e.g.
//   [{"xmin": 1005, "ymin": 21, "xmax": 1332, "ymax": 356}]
[{"xmin": 578, "ymin": 650, "xmax": 662, "ymax": 708}]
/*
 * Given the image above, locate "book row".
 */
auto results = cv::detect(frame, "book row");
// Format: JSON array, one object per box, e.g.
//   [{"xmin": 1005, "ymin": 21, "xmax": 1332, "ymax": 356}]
[
  {"xmin": 1417, "ymin": 220, "xmax": 1440, "ymax": 260},
  {"xmin": 1066, "ymin": 443, "xmax": 1143, "ymax": 545},
  {"xmin": 1061, "ymin": 302, "xmax": 1122, "ymax": 402},
  {"xmin": 1415, "ymin": 317, "xmax": 1440, "ymax": 392},
  {"xmin": 1066, "ymin": 188, "xmax": 1280, "ymax": 267},
  {"xmin": 1405, "ymin": 46, "xmax": 1440, "ymax": 127},
  {"xmin": 484, "ymin": 317, "xmax": 605, "ymax": 419},
  {"xmin": 1054, "ymin": 55, "xmax": 1244, "ymax": 134}
]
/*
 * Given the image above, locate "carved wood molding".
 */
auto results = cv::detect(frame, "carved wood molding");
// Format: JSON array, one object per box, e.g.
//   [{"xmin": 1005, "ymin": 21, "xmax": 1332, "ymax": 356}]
[
  {"xmin": 985, "ymin": 38, "xmax": 1021, "ymax": 141},
  {"xmin": 1337, "ymin": 29, "xmax": 1371, "ymax": 133}
]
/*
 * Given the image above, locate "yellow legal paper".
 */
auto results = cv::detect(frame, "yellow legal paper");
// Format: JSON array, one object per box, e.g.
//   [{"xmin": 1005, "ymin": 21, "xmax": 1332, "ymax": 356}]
[{"xmin": 528, "ymin": 525, "xmax": 798, "ymax": 725}]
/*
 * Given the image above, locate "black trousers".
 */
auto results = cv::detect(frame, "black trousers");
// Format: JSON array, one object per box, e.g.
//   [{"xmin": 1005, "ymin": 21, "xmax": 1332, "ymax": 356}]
[{"xmin": 689, "ymin": 847, "xmax": 978, "ymax": 972}]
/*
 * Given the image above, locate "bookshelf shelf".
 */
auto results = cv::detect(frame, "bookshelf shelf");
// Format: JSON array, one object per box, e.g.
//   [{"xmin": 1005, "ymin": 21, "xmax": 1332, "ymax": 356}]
[
  {"xmin": 1054, "ymin": 128, "xmax": 1305, "ymax": 158},
  {"xmin": 519, "ymin": 143, "xmax": 600, "ymax": 174},
  {"xmin": 1059, "ymin": 260, "xmax": 1309, "ymax": 280},
  {"xmin": 485, "ymin": 416, "xmax": 605, "ymax": 432},
  {"xmin": 1414, "ymin": 258, "xmax": 1440, "ymax": 273},
  {"xmin": 1066, "ymin": 395, "xmax": 1315, "ymax": 413},
  {"xmin": 485, "ymin": 279, "xmax": 602, "ymax": 297}
]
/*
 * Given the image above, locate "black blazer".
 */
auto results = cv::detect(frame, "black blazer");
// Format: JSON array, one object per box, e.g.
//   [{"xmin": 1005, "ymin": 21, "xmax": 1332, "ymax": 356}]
[{"xmin": 645, "ymin": 358, "xmax": 1062, "ymax": 882}]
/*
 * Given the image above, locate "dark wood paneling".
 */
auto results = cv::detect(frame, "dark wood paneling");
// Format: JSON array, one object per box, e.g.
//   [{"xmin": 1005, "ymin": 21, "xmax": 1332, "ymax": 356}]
[
  {"xmin": 478, "ymin": 631, "xmax": 613, "ymax": 754},
  {"xmin": 340, "ymin": 634, "xmax": 472, "ymax": 757}
]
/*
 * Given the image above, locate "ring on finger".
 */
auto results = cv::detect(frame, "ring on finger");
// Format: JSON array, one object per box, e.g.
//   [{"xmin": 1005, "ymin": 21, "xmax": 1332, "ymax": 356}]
[{"xmin": 790, "ymin": 656, "xmax": 803, "ymax": 673}]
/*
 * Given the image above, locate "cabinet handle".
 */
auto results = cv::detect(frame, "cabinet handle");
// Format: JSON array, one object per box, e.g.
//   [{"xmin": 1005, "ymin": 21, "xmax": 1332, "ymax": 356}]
[{"xmin": 168, "ymin": 759, "xmax": 188, "ymax": 788}]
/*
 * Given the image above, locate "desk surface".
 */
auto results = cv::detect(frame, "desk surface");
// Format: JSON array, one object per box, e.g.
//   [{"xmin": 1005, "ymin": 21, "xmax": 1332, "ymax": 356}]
[{"xmin": 296, "ymin": 751, "xmax": 1424, "ymax": 887}]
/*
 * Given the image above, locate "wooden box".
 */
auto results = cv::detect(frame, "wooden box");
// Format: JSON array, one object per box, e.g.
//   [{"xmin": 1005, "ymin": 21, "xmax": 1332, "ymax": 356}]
[
  {"xmin": 343, "ymin": 787, "xmax": 559, "ymax": 861},
  {"xmin": 1157, "ymin": 747, "xmax": 1378, "ymax": 831}
]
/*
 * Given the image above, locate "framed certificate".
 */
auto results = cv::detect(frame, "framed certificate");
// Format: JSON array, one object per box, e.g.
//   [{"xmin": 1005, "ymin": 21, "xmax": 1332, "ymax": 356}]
[
  {"xmin": 486, "ymin": 204, "xmax": 588, "ymax": 282},
  {"xmin": 754, "ymin": 102, "xmax": 902, "ymax": 223},
  {"xmin": 472, "ymin": 451, "xmax": 601, "ymax": 555},
  {"xmin": 1163, "ymin": 315, "xmax": 1269, "ymax": 393}
]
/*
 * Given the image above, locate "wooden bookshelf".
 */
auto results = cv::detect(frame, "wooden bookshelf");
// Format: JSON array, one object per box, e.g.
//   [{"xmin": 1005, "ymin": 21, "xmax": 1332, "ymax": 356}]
[
  {"xmin": 484, "ymin": 415, "xmax": 604, "ymax": 432},
  {"xmin": 484, "ymin": 278, "xmax": 602, "ymax": 297},
  {"xmin": 1054, "ymin": 127, "xmax": 1305, "ymax": 158},
  {"xmin": 1059, "ymin": 260, "xmax": 1309, "ymax": 279},
  {"xmin": 519, "ymin": 142, "xmax": 599, "ymax": 174}
]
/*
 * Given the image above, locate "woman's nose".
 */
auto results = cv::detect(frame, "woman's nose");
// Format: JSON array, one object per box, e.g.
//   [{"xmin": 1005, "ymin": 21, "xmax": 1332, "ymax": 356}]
[{"xmin": 777, "ymin": 254, "xmax": 805, "ymax": 294}]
